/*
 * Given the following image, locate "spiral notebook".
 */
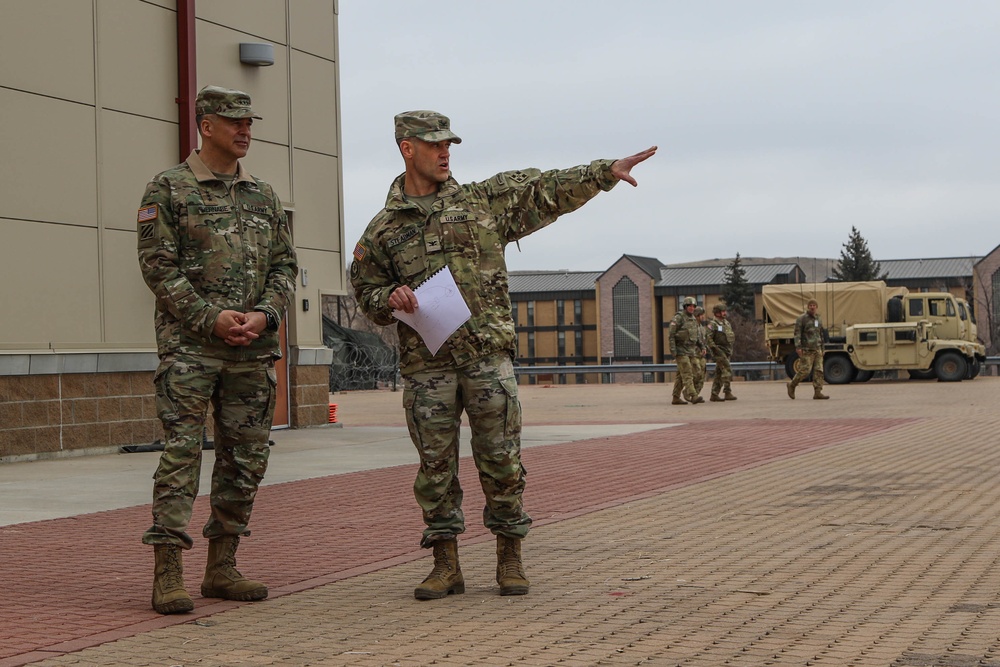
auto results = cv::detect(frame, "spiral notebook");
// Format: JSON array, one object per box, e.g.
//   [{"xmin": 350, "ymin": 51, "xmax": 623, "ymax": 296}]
[{"xmin": 392, "ymin": 266, "xmax": 472, "ymax": 356}]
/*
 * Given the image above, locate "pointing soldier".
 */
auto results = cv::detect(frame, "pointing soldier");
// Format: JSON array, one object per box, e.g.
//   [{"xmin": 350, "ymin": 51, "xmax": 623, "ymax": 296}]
[
  {"xmin": 351, "ymin": 109, "xmax": 655, "ymax": 599},
  {"xmin": 136, "ymin": 85, "xmax": 298, "ymax": 614}
]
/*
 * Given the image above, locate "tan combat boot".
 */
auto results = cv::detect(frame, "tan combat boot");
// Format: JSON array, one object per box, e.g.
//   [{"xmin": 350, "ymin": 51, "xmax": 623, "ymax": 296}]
[
  {"xmin": 710, "ymin": 393, "xmax": 724, "ymax": 402},
  {"xmin": 152, "ymin": 544, "xmax": 194, "ymax": 614},
  {"xmin": 786, "ymin": 381, "xmax": 796, "ymax": 399},
  {"xmin": 671, "ymin": 396, "xmax": 687, "ymax": 405},
  {"xmin": 414, "ymin": 539, "xmax": 464, "ymax": 600},
  {"xmin": 813, "ymin": 388, "xmax": 830, "ymax": 400},
  {"xmin": 689, "ymin": 395, "xmax": 705, "ymax": 404},
  {"xmin": 724, "ymin": 390, "xmax": 737, "ymax": 401},
  {"xmin": 201, "ymin": 536, "xmax": 268, "ymax": 601},
  {"xmin": 496, "ymin": 535, "xmax": 530, "ymax": 596}
]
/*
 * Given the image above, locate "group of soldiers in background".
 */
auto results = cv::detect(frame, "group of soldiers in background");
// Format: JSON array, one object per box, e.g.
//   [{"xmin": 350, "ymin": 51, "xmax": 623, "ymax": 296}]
[{"xmin": 669, "ymin": 297, "xmax": 737, "ymax": 405}]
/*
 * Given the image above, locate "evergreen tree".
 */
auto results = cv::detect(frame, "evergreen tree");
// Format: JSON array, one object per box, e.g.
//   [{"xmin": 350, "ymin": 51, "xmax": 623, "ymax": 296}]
[
  {"xmin": 721, "ymin": 253, "xmax": 755, "ymax": 317},
  {"xmin": 832, "ymin": 226, "xmax": 887, "ymax": 281}
]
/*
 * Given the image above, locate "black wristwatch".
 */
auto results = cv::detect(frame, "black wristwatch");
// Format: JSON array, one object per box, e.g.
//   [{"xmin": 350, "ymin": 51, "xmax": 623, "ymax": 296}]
[{"xmin": 258, "ymin": 310, "xmax": 278, "ymax": 331}]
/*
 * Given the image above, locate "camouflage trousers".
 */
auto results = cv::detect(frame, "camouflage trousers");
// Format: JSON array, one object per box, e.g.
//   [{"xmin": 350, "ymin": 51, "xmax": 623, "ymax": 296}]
[
  {"xmin": 402, "ymin": 354, "xmax": 531, "ymax": 548},
  {"xmin": 694, "ymin": 355, "xmax": 707, "ymax": 394},
  {"xmin": 142, "ymin": 354, "xmax": 277, "ymax": 550},
  {"xmin": 672, "ymin": 355, "xmax": 698, "ymax": 401},
  {"xmin": 711, "ymin": 353, "xmax": 733, "ymax": 396},
  {"xmin": 791, "ymin": 349, "xmax": 825, "ymax": 390}
]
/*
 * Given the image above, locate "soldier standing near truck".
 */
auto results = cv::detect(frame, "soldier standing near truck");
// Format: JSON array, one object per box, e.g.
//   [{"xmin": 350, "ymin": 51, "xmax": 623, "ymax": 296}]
[{"xmin": 787, "ymin": 299, "xmax": 829, "ymax": 400}]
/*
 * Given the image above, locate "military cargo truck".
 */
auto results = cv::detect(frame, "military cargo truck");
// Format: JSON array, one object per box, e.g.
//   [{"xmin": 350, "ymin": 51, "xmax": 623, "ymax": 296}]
[{"xmin": 762, "ymin": 281, "xmax": 984, "ymax": 382}]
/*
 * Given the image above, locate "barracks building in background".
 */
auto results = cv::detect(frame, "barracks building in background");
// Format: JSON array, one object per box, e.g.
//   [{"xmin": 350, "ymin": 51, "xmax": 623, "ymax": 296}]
[{"xmin": 511, "ymin": 253, "xmax": 998, "ymax": 384}]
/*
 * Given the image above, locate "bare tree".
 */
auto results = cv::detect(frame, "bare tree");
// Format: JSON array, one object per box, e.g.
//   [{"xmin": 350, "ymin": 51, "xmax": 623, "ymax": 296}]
[{"xmin": 728, "ymin": 311, "xmax": 768, "ymax": 362}]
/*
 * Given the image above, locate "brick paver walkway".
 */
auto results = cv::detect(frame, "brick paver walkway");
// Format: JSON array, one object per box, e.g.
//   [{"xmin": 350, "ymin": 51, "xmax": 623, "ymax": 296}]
[{"xmin": 2, "ymin": 379, "xmax": 998, "ymax": 666}]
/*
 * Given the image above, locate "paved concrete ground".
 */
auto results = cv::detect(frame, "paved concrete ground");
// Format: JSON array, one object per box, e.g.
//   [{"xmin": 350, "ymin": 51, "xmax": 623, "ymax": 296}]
[{"xmin": 1, "ymin": 378, "xmax": 998, "ymax": 666}]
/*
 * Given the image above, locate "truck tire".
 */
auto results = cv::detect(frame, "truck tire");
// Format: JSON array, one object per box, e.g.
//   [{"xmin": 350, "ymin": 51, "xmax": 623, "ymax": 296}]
[
  {"xmin": 934, "ymin": 352, "xmax": 967, "ymax": 382},
  {"xmin": 908, "ymin": 368, "xmax": 936, "ymax": 380},
  {"xmin": 854, "ymin": 370, "xmax": 874, "ymax": 382},
  {"xmin": 824, "ymin": 355, "xmax": 855, "ymax": 385}
]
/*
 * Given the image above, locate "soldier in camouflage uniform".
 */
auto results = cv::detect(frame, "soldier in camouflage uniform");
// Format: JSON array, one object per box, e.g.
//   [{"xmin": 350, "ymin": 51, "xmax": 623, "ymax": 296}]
[
  {"xmin": 788, "ymin": 299, "xmax": 829, "ymax": 400},
  {"xmin": 669, "ymin": 297, "xmax": 704, "ymax": 405},
  {"xmin": 707, "ymin": 304, "xmax": 737, "ymax": 401},
  {"xmin": 136, "ymin": 86, "xmax": 298, "ymax": 615},
  {"xmin": 351, "ymin": 110, "xmax": 655, "ymax": 599},
  {"xmin": 693, "ymin": 307, "xmax": 708, "ymax": 397}
]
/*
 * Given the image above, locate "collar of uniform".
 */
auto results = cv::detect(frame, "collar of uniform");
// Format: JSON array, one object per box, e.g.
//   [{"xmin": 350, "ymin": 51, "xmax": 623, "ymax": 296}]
[
  {"xmin": 384, "ymin": 173, "xmax": 463, "ymax": 211},
  {"xmin": 185, "ymin": 150, "xmax": 255, "ymax": 186}
]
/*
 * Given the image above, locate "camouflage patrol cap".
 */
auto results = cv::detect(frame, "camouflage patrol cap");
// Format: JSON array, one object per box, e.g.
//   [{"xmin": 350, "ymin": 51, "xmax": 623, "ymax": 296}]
[
  {"xmin": 682, "ymin": 297, "xmax": 697, "ymax": 307},
  {"xmin": 394, "ymin": 110, "xmax": 462, "ymax": 144},
  {"xmin": 196, "ymin": 85, "xmax": 262, "ymax": 119},
  {"xmin": 713, "ymin": 304, "xmax": 726, "ymax": 314}
]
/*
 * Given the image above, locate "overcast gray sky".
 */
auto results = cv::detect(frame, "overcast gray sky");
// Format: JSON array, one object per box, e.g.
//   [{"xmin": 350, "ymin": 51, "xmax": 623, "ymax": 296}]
[{"xmin": 338, "ymin": 1, "xmax": 999, "ymax": 272}]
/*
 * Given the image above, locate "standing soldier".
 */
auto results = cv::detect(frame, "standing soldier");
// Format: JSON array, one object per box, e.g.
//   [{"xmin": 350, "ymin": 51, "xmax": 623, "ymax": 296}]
[
  {"xmin": 693, "ymin": 307, "xmax": 708, "ymax": 398},
  {"xmin": 669, "ymin": 297, "xmax": 704, "ymax": 405},
  {"xmin": 788, "ymin": 299, "xmax": 829, "ymax": 400},
  {"xmin": 137, "ymin": 85, "xmax": 298, "ymax": 614},
  {"xmin": 351, "ymin": 109, "xmax": 656, "ymax": 599},
  {"xmin": 707, "ymin": 304, "xmax": 737, "ymax": 401}
]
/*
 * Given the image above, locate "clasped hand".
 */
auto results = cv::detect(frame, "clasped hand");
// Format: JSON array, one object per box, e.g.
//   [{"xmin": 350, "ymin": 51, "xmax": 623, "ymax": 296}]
[{"xmin": 213, "ymin": 310, "xmax": 268, "ymax": 347}]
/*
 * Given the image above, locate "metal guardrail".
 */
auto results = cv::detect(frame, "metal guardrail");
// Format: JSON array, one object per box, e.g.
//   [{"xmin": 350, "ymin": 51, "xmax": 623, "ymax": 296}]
[{"xmin": 513, "ymin": 357, "xmax": 1000, "ymax": 378}]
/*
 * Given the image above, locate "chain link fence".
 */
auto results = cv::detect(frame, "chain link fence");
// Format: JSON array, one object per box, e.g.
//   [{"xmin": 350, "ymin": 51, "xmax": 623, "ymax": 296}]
[{"xmin": 323, "ymin": 316, "xmax": 399, "ymax": 391}]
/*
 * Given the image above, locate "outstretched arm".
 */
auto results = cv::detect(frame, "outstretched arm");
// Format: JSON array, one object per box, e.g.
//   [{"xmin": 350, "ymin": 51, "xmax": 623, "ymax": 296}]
[{"xmin": 610, "ymin": 146, "xmax": 658, "ymax": 186}]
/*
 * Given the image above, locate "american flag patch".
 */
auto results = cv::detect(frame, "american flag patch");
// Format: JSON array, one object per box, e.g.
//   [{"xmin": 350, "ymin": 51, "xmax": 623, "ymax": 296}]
[
  {"xmin": 137, "ymin": 204, "xmax": 158, "ymax": 222},
  {"xmin": 353, "ymin": 242, "xmax": 367, "ymax": 261}
]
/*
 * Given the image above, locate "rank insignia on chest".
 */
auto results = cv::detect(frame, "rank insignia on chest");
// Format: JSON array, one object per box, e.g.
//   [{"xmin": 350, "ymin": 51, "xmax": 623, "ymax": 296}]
[{"xmin": 508, "ymin": 171, "xmax": 529, "ymax": 184}]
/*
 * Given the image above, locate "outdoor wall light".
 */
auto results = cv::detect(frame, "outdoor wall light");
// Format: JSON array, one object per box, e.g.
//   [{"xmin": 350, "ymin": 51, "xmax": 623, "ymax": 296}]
[{"xmin": 239, "ymin": 43, "xmax": 275, "ymax": 66}]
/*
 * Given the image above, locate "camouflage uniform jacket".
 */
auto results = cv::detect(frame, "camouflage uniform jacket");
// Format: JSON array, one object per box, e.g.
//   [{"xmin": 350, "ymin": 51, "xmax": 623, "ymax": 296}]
[
  {"xmin": 137, "ymin": 150, "xmax": 298, "ymax": 361},
  {"xmin": 351, "ymin": 161, "xmax": 618, "ymax": 374},
  {"xmin": 706, "ymin": 317, "xmax": 735, "ymax": 357},
  {"xmin": 668, "ymin": 311, "xmax": 700, "ymax": 357},
  {"xmin": 794, "ymin": 312, "xmax": 825, "ymax": 350}
]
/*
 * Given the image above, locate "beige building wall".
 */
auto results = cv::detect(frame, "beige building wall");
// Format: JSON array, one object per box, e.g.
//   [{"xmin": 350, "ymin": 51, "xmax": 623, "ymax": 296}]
[{"xmin": 0, "ymin": 0, "xmax": 344, "ymax": 460}]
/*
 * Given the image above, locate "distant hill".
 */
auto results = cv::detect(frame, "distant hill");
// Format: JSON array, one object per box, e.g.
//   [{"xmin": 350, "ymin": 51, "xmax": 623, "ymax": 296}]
[{"xmin": 665, "ymin": 257, "xmax": 838, "ymax": 284}]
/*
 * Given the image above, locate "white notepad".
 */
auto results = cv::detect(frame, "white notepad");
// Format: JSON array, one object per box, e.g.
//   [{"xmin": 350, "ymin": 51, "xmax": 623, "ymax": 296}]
[{"xmin": 392, "ymin": 266, "xmax": 472, "ymax": 356}]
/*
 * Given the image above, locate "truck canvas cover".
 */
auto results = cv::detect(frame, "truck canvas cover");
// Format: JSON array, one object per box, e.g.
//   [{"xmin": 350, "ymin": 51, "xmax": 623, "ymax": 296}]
[{"xmin": 762, "ymin": 281, "xmax": 907, "ymax": 333}]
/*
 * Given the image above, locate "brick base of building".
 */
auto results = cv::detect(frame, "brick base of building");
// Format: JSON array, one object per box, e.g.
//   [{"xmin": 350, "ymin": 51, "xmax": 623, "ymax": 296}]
[
  {"xmin": 0, "ymin": 372, "xmax": 162, "ymax": 462},
  {"xmin": 1, "ymin": 364, "xmax": 333, "ymax": 461}
]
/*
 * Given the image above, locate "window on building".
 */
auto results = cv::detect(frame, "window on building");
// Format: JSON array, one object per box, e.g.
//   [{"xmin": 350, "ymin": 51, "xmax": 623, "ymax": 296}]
[
  {"xmin": 574, "ymin": 299, "xmax": 582, "ymax": 324},
  {"xmin": 511, "ymin": 301, "xmax": 519, "ymax": 325},
  {"xmin": 557, "ymin": 300, "xmax": 565, "ymax": 326},
  {"xmin": 612, "ymin": 277, "xmax": 640, "ymax": 359},
  {"xmin": 574, "ymin": 330, "xmax": 583, "ymax": 356},
  {"xmin": 527, "ymin": 331, "xmax": 535, "ymax": 358},
  {"xmin": 527, "ymin": 301, "xmax": 535, "ymax": 327},
  {"xmin": 558, "ymin": 330, "xmax": 566, "ymax": 357}
]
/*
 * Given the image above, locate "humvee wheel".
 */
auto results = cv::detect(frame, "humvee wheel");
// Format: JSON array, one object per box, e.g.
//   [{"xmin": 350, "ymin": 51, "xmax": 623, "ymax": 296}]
[
  {"xmin": 823, "ymin": 355, "xmax": 855, "ymax": 385},
  {"xmin": 934, "ymin": 352, "xmax": 967, "ymax": 382}
]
